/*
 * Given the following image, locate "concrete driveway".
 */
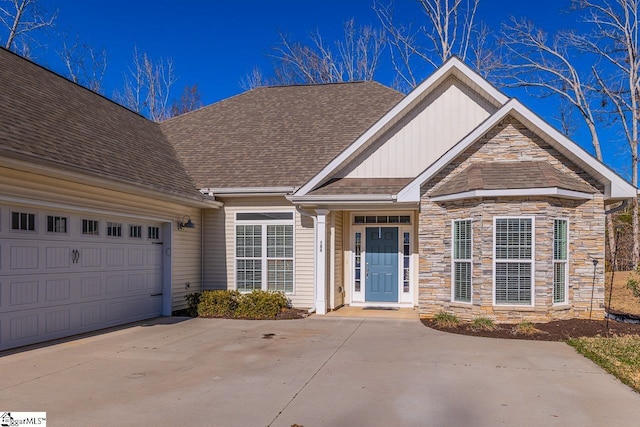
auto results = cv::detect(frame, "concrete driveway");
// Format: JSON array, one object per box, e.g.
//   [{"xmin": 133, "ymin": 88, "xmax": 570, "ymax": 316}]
[{"xmin": 0, "ymin": 316, "xmax": 638, "ymax": 427}]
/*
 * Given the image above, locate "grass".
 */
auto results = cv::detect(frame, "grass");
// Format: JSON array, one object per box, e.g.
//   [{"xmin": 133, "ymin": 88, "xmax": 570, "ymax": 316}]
[
  {"xmin": 470, "ymin": 316, "xmax": 497, "ymax": 331},
  {"xmin": 512, "ymin": 321, "xmax": 544, "ymax": 336},
  {"xmin": 605, "ymin": 270, "xmax": 640, "ymax": 316},
  {"xmin": 569, "ymin": 334, "xmax": 640, "ymax": 392},
  {"xmin": 433, "ymin": 311, "xmax": 460, "ymax": 328}
]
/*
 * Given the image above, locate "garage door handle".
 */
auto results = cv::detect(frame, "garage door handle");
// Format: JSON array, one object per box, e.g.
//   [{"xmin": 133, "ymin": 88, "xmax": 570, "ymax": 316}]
[
  {"xmin": 71, "ymin": 249, "xmax": 80, "ymax": 264},
  {"xmin": 150, "ymin": 293, "xmax": 163, "ymax": 297}
]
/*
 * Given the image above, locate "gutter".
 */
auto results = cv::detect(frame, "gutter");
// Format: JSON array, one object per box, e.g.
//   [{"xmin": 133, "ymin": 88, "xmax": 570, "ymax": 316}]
[
  {"xmin": 605, "ymin": 199, "xmax": 628, "ymax": 215},
  {"xmin": 287, "ymin": 194, "xmax": 397, "ymax": 204},
  {"xmin": 201, "ymin": 187, "xmax": 296, "ymax": 197}
]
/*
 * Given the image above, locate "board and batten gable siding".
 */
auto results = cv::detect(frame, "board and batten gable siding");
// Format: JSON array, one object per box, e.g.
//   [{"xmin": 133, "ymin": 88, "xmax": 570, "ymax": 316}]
[
  {"xmin": 0, "ymin": 166, "xmax": 204, "ymax": 311},
  {"xmin": 340, "ymin": 76, "xmax": 497, "ymax": 179},
  {"xmin": 203, "ymin": 196, "xmax": 315, "ymax": 308}
]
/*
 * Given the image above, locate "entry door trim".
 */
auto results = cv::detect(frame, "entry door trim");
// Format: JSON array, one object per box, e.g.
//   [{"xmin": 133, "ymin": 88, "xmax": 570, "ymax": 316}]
[{"xmin": 365, "ymin": 226, "xmax": 399, "ymax": 302}]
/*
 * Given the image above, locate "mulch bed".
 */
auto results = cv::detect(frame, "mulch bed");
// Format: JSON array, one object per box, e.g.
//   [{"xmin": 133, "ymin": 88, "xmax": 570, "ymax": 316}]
[
  {"xmin": 274, "ymin": 308, "xmax": 309, "ymax": 320},
  {"xmin": 173, "ymin": 307, "xmax": 308, "ymax": 320},
  {"xmin": 422, "ymin": 318, "xmax": 640, "ymax": 341}
]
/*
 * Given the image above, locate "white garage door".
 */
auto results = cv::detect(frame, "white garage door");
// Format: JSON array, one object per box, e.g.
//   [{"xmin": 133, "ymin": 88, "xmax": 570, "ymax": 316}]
[{"xmin": 0, "ymin": 204, "xmax": 164, "ymax": 351}]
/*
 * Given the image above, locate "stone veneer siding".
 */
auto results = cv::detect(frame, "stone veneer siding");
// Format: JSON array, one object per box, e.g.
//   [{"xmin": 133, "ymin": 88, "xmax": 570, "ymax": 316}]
[{"xmin": 418, "ymin": 117, "xmax": 606, "ymax": 323}]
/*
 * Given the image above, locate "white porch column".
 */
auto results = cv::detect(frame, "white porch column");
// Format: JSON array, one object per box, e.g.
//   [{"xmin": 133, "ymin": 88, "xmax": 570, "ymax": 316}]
[{"xmin": 315, "ymin": 209, "xmax": 329, "ymax": 315}]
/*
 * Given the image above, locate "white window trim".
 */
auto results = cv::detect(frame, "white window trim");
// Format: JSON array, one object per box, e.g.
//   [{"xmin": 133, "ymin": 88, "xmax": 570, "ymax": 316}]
[
  {"xmin": 234, "ymin": 211, "xmax": 296, "ymax": 294},
  {"xmin": 349, "ymin": 211, "xmax": 415, "ymax": 305},
  {"xmin": 10, "ymin": 209, "xmax": 37, "ymax": 233},
  {"xmin": 45, "ymin": 214, "xmax": 69, "ymax": 234},
  {"xmin": 81, "ymin": 218, "xmax": 101, "ymax": 237},
  {"xmin": 451, "ymin": 218, "xmax": 473, "ymax": 304},
  {"xmin": 106, "ymin": 221, "xmax": 123, "ymax": 238},
  {"xmin": 493, "ymin": 216, "xmax": 536, "ymax": 307},
  {"xmin": 553, "ymin": 218, "xmax": 569, "ymax": 306}
]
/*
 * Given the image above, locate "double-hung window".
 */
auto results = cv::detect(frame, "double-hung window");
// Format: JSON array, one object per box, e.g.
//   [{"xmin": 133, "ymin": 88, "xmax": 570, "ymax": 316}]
[
  {"xmin": 235, "ymin": 212, "xmax": 294, "ymax": 293},
  {"xmin": 494, "ymin": 217, "xmax": 534, "ymax": 305},
  {"xmin": 553, "ymin": 219, "xmax": 568, "ymax": 304},
  {"xmin": 452, "ymin": 219, "xmax": 472, "ymax": 303}
]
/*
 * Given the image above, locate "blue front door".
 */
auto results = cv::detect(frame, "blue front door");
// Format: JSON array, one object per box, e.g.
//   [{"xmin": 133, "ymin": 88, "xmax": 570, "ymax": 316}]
[{"xmin": 365, "ymin": 227, "xmax": 399, "ymax": 302}]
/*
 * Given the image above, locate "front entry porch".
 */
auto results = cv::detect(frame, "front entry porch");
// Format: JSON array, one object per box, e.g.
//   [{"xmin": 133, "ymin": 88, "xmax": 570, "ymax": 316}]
[
  {"xmin": 325, "ymin": 305, "xmax": 419, "ymax": 319},
  {"xmin": 313, "ymin": 210, "xmax": 419, "ymax": 314}
]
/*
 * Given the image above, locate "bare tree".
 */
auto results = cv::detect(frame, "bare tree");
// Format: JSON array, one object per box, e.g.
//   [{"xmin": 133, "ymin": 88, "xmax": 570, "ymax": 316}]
[
  {"xmin": 0, "ymin": 0, "xmax": 56, "ymax": 53},
  {"xmin": 246, "ymin": 19, "xmax": 385, "ymax": 87},
  {"xmin": 170, "ymin": 84, "xmax": 203, "ymax": 117},
  {"xmin": 59, "ymin": 36, "xmax": 107, "ymax": 93},
  {"xmin": 374, "ymin": 0, "xmax": 494, "ymax": 91},
  {"xmin": 570, "ymin": 0, "xmax": 640, "ymax": 266},
  {"xmin": 500, "ymin": 18, "xmax": 603, "ymax": 159},
  {"xmin": 116, "ymin": 48, "xmax": 177, "ymax": 122},
  {"xmin": 500, "ymin": 2, "xmax": 640, "ymax": 267}
]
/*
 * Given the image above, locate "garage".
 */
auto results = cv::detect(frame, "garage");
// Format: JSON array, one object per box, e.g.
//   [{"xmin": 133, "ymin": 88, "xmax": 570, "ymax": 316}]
[{"xmin": 0, "ymin": 203, "xmax": 166, "ymax": 351}]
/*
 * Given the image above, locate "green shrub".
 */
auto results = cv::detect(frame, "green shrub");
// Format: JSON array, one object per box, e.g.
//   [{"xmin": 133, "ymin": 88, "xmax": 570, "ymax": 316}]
[
  {"xmin": 184, "ymin": 292, "xmax": 202, "ymax": 317},
  {"xmin": 234, "ymin": 290, "xmax": 288, "ymax": 319},
  {"xmin": 198, "ymin": 290, "xmax": 240, "ymax": 318},
  {"xmin": 470, "ymin": 316, "xmax": 497, "ymax": 331},
  {"xmin": 433, "ymin": 311, "xmax": 460, "ymax": 328}
]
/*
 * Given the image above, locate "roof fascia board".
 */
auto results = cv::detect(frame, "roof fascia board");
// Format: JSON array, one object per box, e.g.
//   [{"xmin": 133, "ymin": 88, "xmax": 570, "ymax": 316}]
[
  {"xmin": 1, "ymin": 156, "xmax": 222, "ymax": 209},
  {"xmin": 293, "ymin": 57, "xmax": 509, "ymax": 197},
  {"xmin": 287, "ymin": 194, "xmax": 396, "ymax": 203},
  {"xmin": 430, "ymin": 188, "xmax": 594, "ymax": 202},
  {"xmin": 398, "ymin": 99, "xmax": 636, "ymax": 202}
]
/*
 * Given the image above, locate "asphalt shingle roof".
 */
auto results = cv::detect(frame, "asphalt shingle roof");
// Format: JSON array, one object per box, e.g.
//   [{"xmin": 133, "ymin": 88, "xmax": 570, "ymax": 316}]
[
  {"xmin": 160, "ymin": 82, "xmax": 404, "ymax": 190},
  {"xmin": 309, "ymin": 178, "xmax": 413, "ymax": 196},
  {"xmin": 0, "ymin": 48, "xmax": 202, "ymax": 200},
  {"xmin": 431, "ymin": 161, "xmax": 596, "ymax": 197}
]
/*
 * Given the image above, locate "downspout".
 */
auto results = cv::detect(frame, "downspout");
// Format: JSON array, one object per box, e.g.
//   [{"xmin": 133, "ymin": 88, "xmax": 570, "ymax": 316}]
[
  {"xmin": 201, "ymin": 209, "xmax": 205, "ymax": 293},
  {"xmin": 605, "ymin": 200, "xmax": 628, "ymax": 215}
]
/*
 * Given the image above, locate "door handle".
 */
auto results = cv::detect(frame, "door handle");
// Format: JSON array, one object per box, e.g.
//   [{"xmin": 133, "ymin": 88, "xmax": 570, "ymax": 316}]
[{"xmin": 366, "ymin": 263, "xmax": 369, "ymax": 279}]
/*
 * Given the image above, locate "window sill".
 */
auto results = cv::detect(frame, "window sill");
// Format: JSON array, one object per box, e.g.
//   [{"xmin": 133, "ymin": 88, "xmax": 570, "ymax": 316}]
[
  {"xmin": 552, "ymin": 304, "xmax": 571, "ymax": 311},
  {"xmin": 493, "ymin": 305, "xmax": 536, "ymax": 312},
  {"xmin": 447, "ymin": 301, "xmax": 473, "ymax": 308}
]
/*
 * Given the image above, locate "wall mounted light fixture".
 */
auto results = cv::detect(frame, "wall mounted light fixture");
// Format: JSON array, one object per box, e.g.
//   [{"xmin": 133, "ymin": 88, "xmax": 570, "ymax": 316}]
[{"xmin": 178, "ymin": 215, "xmax": 195, "ymax": 230}]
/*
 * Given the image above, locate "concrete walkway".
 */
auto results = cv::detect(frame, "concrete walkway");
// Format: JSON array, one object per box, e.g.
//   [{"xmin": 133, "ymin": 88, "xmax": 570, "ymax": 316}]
[
  {"xmin": 0, "ymin": 316, "xmax": 638, "ymax": 426},
  {"xmin": 325, "ymin": 305, "xmax": 420, "ymax": 319}
]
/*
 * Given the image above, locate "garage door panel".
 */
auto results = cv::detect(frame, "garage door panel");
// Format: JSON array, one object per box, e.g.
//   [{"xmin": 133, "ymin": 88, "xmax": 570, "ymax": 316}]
[
  {"xmin": 80, "ymin": 247, "xmax": 102, "ymax": 268},
  {"xmin": 45, "ymin": 279, "xmax": 71, "ymax": 302},
  {"xmin": 106, "ymin": 247, "xmax": 125, "ymax": 267},
  {"xmin": 10, "ymin": 245, "xmax": 38, "ymax": 270},
  {"xmin": 128, "ymin": 248, "xmax": 144, "ymax": 266},
  {"xmin": 105, "ymin": 275, "xmax": 125, "ymax": 295},
  {"xmin": 45, "ymin": 309, "xmax": 71, "ymax": 334},
  {"xmin": 147, "ymin": 248, "xmax": 162, "ymax": 266},
  {"xmin": 0, "ymin": 204, "xmax": 165, "ymax": 351},
  {"xmin": 81, "ymin": 276, "xmax": 102, "ymax": 298},
  {"xmin": 81, "ymin": 304, "xmax": 102, "ymax": 327},
  {"xmin": 45, "ymin": 246, "xmax": 71, "ymax": 269},
  {"xmin": 10, "ymin": 280, "xmax": 39, "ymax": 306}
]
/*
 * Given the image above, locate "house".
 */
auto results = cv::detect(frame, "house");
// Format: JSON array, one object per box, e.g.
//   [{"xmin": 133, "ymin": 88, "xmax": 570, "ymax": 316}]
[{"xmin": 0, "ymin": 48, "xmax": 635, "ymax": 351}]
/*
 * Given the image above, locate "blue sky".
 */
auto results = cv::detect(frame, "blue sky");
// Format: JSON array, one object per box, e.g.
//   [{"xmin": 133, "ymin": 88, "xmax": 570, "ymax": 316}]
[
  {"xmin": 12, "ymin": 0, "xmax": 632, "ymax": 178},
  {"xmin": 39, "ymin": 0, "xmax": 572, "ymax": 103}
]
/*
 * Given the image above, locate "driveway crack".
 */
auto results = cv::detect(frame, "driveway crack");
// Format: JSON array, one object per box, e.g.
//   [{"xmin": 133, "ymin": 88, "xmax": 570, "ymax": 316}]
[{"xmin": 267, "ymin": 317, "xmax": 365, "ymax": 426}]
